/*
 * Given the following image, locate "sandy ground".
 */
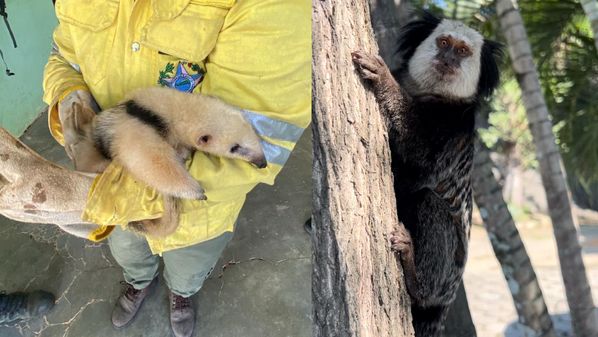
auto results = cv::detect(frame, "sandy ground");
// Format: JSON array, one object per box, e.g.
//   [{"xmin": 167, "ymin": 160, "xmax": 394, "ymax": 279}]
[{"xmin": 464, "ymin": 222, "xmax": 598, "ymax": 337}]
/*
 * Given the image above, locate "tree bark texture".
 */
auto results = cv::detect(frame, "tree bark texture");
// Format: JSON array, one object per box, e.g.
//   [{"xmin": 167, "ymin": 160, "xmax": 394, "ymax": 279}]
[
  {"xmin": 495, "ymin": 1, "xmax": 598, "ymax": 336},
  {"xmin": 580, "ymin": 0, "xmax": 598, "ymax": 52},
  {"xmin": 311, "ymin": 1, "xmax": 414, "ymax": 336},
  {"xmin": 0, "ymin": 128, "xmax": 92, "ymax": 225},
  {"xmin": 473, "ymin": 137, "xmax": 556, "ymax": 337}
]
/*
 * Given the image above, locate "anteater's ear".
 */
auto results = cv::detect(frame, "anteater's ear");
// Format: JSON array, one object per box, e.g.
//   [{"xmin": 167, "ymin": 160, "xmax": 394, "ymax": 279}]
[
  {"xmin": 198, "ymin": 135, "xmax": 212, "ymax": 145},
  {"xmin": 478, "ymin": 39, "xmax": 503, "ymax": 99}
]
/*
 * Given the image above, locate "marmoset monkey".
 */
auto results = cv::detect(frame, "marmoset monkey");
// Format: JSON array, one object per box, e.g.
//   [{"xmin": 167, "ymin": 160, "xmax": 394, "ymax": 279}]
[{"xmin": 353, "ymin": 11, "xmax": 501, "ymax": 336}]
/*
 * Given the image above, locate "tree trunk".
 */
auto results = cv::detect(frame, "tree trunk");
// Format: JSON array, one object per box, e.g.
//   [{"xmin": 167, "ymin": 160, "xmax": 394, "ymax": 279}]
[
  {"xmin": 473, "ymin": 137, "xmax": 556, "ymax": 337},
  {"xmin": 495, "ymin": 1, "xmax": 598, "ymax": 336},
  {"xmin": 0, "ymin": 128, "xmax": 92, "ymax": 225},
  {"xmin": 311, "ymin": 1, "xmax": 413, "ymax": 336},
  {"xmin": 580, "ymin": 0, "xmax": 598, "ymax": 52}
]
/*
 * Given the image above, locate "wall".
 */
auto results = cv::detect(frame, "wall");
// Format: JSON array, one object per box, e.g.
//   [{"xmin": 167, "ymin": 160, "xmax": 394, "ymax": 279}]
[{"xmin": 0, "ymin": 0, "xmax": 57, "ymax": 136}]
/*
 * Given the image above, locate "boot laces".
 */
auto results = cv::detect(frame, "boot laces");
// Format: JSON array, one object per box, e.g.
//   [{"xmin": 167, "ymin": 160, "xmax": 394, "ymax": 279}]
[
  {"xmin": 171, "ymin": 294, "xmax": 191, "ymax": 310},
  {"xmin": 119, "ymin": 281, "xmax": 141, "ymax": 302}
]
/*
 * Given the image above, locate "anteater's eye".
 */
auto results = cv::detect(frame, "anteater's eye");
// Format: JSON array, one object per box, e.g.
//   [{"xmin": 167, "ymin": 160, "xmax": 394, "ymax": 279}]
[
  {"xmin": 198, "ymin": 135, "xmax": 211, "ymax": 144},
  {"xmin": 230, "ymin": 144, "xmax": 240, "ymax": 153}
]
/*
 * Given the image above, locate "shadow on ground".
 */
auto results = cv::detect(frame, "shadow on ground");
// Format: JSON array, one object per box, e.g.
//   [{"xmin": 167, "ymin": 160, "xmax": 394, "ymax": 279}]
[
  {"xmin": 581, "ymin": 224, "xmax": 598, "ymax": 255},
  {"xmin": 504, "ymin": 309, "xmax": 598, "ymax": 337},
  {"xmin": 0, "ymin": 112, "xmax": 313, "ymax": 337}
]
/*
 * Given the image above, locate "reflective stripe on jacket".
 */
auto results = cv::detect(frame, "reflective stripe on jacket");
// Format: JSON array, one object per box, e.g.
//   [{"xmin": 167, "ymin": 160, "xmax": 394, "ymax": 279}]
[{"xmin": 42, "ymin": 0, "xmax": 311, "ymax": 254}]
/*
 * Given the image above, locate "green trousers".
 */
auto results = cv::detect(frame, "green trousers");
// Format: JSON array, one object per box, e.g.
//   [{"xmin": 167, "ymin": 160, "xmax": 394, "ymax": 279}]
[{"xmin": 108, "ymin": 227, "xmax": 233, "ymax": 297}]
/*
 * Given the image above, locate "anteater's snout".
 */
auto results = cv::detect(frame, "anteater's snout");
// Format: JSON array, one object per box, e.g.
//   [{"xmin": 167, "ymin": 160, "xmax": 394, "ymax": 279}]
[{"xmin": 252, "ymin": 156, "xmax": 268, "ymax": 169}]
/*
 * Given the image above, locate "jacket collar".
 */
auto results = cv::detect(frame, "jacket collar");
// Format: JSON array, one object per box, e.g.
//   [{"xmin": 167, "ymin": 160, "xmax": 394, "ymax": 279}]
[{"xmin": 151, "ymin": 0, "xmax": 192, "ymax": 20}]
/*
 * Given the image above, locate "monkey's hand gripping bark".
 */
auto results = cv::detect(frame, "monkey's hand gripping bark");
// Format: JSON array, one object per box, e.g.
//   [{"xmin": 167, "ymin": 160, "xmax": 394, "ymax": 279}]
[
  {"xmin": 390, "ymin": 225, "xmax": 420, "ymax": 302},
  {"xmin": 351, "ymin": 51, "xmax": 408, "ymax": 129}
]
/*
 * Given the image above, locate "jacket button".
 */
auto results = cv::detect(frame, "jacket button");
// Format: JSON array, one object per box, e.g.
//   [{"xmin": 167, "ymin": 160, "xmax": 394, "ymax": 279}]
[{"xmin": 131, "ymin": 42, "xmax": 141, "ymax": 52}]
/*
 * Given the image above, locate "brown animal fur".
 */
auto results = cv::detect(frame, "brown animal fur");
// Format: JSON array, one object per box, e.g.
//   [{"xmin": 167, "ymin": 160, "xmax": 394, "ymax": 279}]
[{"xmin": 70, "ymin": 87, "xmax": 267, "ymax": 238}]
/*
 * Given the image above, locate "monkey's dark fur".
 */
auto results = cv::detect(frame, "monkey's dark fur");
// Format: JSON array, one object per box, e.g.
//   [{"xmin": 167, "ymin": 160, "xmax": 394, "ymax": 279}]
[{"xmin": 353, "ymin": 11, "xmax": 501, "ymax": 337}]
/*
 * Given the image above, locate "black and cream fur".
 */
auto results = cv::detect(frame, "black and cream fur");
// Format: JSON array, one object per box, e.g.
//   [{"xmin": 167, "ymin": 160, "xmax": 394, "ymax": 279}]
[
  {"xmin": 70, "ymin": 87, "xmax": 267, "ymax": 237},
  {"xmin": 352, "ymin": 11, "xmax": 501, "ymax": 337}
]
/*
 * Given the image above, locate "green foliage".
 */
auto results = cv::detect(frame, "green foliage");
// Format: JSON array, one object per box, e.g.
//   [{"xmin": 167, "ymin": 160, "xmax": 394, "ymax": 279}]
[
  {"xmin": 479, "ymin": 80, "xmax": 538, "ymax": 169},
  {"xmin": 158, "ymin": 62, "xmax": 176, "ymax": 86},
  {"xmin": 422, "ymin": 0, "xmax": 499, "ymax": 35},
  {"xmin": 164, "ymin": 62, "xmax": 175, "ymax": 74},
  {"xmin": 506, "ymin": 202, "xmax": 534, "ymax": 222},
  {"xmin": 519, "ymin": 0, "xmax": 598, "ymax": 182}
]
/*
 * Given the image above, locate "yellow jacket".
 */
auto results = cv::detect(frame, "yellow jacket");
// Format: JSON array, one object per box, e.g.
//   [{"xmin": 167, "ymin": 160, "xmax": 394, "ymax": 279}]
[{"xmin": 43, "ymin": 0, "xmax": 311, "ymax": 254}]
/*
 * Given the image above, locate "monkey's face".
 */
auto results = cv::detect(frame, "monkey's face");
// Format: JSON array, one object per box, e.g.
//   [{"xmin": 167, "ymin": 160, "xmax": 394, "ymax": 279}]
[
  {"xmin": 433, "ymin": 35, "xmax": 473, "ymax": 78},
  {"xmin": 408, "ymin": 20, "xmax": 484, "ymax": 99}
]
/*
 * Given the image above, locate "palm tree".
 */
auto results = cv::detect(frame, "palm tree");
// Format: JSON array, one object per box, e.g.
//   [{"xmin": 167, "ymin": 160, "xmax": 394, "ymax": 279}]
[
  {"xmin": 495, "ymin": 1, "xmax": 598, "ymax": 336},
  {"xmin": 519, "ymin": 0, "xmax": 598, "ymax": 187},
  {"xmin": 580, "ymin": 0, "xmax": 598, "ymax": 51},
  {"xmin": 473, "ymin": 136, "xmax": 556, "ymax": 337}
]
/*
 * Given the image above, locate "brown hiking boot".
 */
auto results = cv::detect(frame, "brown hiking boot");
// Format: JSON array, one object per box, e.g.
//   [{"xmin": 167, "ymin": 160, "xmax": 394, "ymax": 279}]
[
  {"xmin": 111, "ymin": 279, "xmax": 156, "ymax": 328},
  {"xmin": 169, "ymin": 292, "xmax": 195, "ymax": 337}
]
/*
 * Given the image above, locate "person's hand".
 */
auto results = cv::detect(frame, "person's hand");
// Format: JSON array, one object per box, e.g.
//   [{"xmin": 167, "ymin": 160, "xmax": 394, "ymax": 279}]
[{"xmin": 58, "ymin": 90, "xmax": 99, "ymax": 164}]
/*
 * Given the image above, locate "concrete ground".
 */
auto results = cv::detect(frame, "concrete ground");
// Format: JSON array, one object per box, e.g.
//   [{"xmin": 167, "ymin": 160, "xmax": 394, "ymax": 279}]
[
  {"xmin": 465, "ymin": 223, "xmax": 598, "ymax": 337},
  {"xmin": 0, "ymin": 113, "xmax": 313, "ymax": 337}
]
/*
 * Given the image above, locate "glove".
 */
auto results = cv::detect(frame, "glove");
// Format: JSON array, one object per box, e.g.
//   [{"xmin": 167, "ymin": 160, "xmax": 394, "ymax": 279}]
[{"xmin": 57, "ymin": 90, "xmax": 104, "ymax": 171}]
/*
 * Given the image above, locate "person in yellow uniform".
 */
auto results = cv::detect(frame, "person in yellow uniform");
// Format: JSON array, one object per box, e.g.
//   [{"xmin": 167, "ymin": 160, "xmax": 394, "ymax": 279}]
[{"xmin": 43, "ymin": 1, "xmax": 310, "ymax": 336}]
